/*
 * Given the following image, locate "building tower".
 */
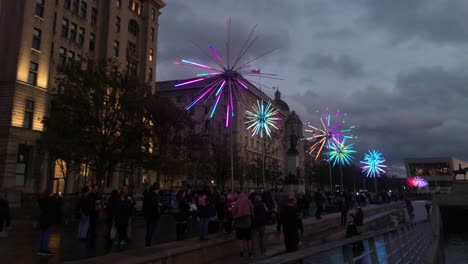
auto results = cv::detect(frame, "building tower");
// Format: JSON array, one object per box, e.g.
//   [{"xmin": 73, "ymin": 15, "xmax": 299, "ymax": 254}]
[{"xmin": 0, "ymin": 0, "xmax": 165, "ymax": 203}]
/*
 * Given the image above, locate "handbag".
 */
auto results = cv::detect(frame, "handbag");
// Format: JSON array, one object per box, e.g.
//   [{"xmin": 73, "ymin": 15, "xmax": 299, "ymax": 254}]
[{"xmin": 110, "ymin": 222, "xmax": 117, "ymax": 240}]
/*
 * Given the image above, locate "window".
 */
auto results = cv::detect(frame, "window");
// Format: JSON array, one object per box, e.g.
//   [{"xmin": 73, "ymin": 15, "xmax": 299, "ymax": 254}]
[
  {"xmin": 53, "ymin": 13, "xmax": 57, "ymax": 33},
  {"xmin": 70, "ymin": 23, "xmax": 77, "ymax": 41},
  {"xmin": 76, "ymin": 54, "xmax": 82, "ymax": 63},
  {"xmin": 148, "ymin": 67, "xmax": 153, "ymax": 81},
  {"xmin": 59, "ymin": 47, "xmax": 67, "ymax": 65},
  {"xmin": 72, "ymin": 0, "xmax": 79, "ymax": 15},
  {"xmin": 116, "ymin": 0, "xmax": 121, "ymax": 8},
  {"xmin": 23, "ymin": 100, "xmax": 35, "ymax": 129},
  {"xmin": 127, "ymin": 61, "xmax": 137, "ymax": 76},
  {"xmin": 91, "ymin": 8, "xmax": 97, "ymax": 25},
  {"xmin": 204, "ymin": 106, "xmax": 209, "ymax": 114},
  {"xmin": 176, "ymin": 96, "xmax": 184, "ymax": 103},
  {"xmin": 204, "ymin": 120, "xmax": 210, "ymax": 130},
  {"xmin": 151, "ymin": 8, "xmax": 156, "ymax": 21},
  {"xmin": 113, "ymin": 41, "xmax": 119, "ymax": 57},
  {"xmin": 127, "ymin": 41, "xmax": 136, "ymax": 54},
  {"xmin": 16, "ymin": 144, "xmax": 30, "ymax": 186},
  {"xmin": 115, "ymin": 16, "xmax": 120, "ymax": 32},
  {"xmin": 80, "ymin": 1, "xmax": 87, "ymax": 18},
  {"xmin": 68, "ymin": 50, "xmax": 75, "ymax": 62},
  {"xmin": 149, "ymin": 48, "xmax": 154, "ymax": 61},
  {"xmin": 36, "ymin": 0, "xmax": 45, "ymax": 17},
  {"xmin": 28, "ymin": 62, "xmax": 38, "ymax": 86},
  {"xmin": 150, "ymin": 27, "xmax": 155, "ymax": 41},
  {"xmin": 128, "ymin": 20, "xmax": 138, "ymax": 36},
  {"xmin": 64, "ymin": 0, "xmax": 71, "ymax": 9},
  {"xmin": 61, "ymin": 18, "xmax": 69, "ymax": 38},
  {"xmin": 78, "ymin": 27, "xmax": 85, "ymax": 46},
  {"xmin": 89, "ymin": 33, "xmax": 95, "ymax": 51},
  {"xmin": 135, "ymin": 3, "xmax": 141, "ymax": 15},
  {"xmin": 32, "ymin": 28, "xmax": 41, "ymax": 50}
]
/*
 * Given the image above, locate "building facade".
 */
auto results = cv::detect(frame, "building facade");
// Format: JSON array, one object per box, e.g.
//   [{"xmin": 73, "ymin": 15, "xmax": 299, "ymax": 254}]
[
  {"xmin": 404, "ymin": 157, "xmax": 468, "ymax": 192},
  {"xmin": 157, "ymin": 78, "xmax": 304, "ymax": 190},
  {"xmin": 0, "ymin": 0, "xmax": 165, "ymax": 202}
]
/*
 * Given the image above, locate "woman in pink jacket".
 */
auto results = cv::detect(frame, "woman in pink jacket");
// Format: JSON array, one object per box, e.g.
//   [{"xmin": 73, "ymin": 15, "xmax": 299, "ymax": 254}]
[{"xmin": 232, "ymin": 192, "xmax": 254, "ymax": 258}]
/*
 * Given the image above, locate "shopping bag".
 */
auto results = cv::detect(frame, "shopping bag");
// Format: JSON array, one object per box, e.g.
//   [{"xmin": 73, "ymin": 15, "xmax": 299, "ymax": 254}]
[{"xmin": 77, "ymin": 215, "xmax": 90, "ymax": 239}]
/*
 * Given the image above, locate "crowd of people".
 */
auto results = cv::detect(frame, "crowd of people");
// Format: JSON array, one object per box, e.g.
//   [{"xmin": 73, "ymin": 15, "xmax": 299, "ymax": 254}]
[{"xmin": 0, "ymin": 183, "xmax": 414, "ymax": 259}]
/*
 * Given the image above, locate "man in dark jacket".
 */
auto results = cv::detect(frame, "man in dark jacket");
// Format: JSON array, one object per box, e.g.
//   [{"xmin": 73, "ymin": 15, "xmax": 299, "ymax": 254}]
[
  {"xmin": 280, "ymin": 196, "xmax": 304, "ymax": 253},
  {"xmin": 253, "ymin": 195, "xmax": 268, "ymax": 255},
  {"xmin": 314, "ymin": 189, "xmax": 323, "ymax": 219},
  {"xmin": 38, "ymin": 190, "xmax": 59, "ymax": 255},
  {"xmin": 87, "ymin": 185, "xmax": 102, "ymax": 238},
  {"xmin": 143, "ymin": 185, "xmax": 160, "ymax": 246}
]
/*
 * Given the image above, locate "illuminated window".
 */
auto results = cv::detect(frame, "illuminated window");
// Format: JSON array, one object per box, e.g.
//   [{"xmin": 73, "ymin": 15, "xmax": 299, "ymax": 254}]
[
  {"xmin": 72, "ymin": 0, "xmax": 79, "ymax": 15},
  {"xmin": 70, "ymin": 23, "xmax": 77, "ymax": 41},
  {"xmin": 59, "ymin": 47, "xmax": 66, "ymax": 65},
  {"xmin": 78, "ymin": 27, "xmax": 85, "ymax": 46},
  {"xmin": 149, "ymin": 48, "xmax": 154, "ymax": 61},
  {"xmin": 36, "ymin": 0, "xmax": 45, "ymax": 17},
  {"xmin": 89, "ymin": 33, "xmax": 95, "ymax": 51},
  {"xmin": 32, "ymin": 28, "xmax": 41, "ymax": 50},
  {"xmin": 150, "ymin": 27, "xmax": 155, "ymax": 41},
  {"xmin": 115, "ymin": 16, "xmax": 121, "ymax": 32},
  {"xmin": 91, "ymin": 8, "xmax": 97, "ymax": 25},
  {"xmin": 116, "ymin": 0, "xmax": 121, "ymax": 8},
  {"xmin": 64, "ymin": 0, "xmax": 71, "ymax": 9},
  {"xmin": 113, "ymin": 41, "xmax": 119, "ymax": 57},
  {"xmin": 28, "ymin": 62, "xmax": 38, "ymax": 86},
  {"xmin": 16, "ymin": 144, "xmax": 29, "ymax": 186},
  {"xmin": 61, "ymin": 18, "xmax": 69, "ymax": 38},
  {"xmin": 80, "ymin": 1, "xmax": 87, "ymax": 18},
  {"xmin": 23, "ymin": 100, "xmax": 35, "ymax": 129}
]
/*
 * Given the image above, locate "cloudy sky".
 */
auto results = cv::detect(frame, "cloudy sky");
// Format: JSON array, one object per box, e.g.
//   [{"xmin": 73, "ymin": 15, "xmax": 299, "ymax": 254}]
[{"xmin": 156, "ymin": 0, "xmax": 468, "ymax": 176}]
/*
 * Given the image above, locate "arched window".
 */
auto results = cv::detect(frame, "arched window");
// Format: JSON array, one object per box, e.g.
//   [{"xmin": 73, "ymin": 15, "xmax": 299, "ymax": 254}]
[{"xmin": 128, "ymin": 19, "xmax": 139, "ymax": 36}]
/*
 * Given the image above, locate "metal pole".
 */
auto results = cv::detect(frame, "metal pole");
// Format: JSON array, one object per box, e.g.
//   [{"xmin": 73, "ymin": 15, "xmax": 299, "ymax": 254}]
[
  {"xmin": 374, "ymin": 177, "xmax": 378, "ymax": 192},
  {"xmin": 340, "ymin": 165, "xmax": 343, "ymax": 193},
  {"xmin": 329, "ymin": 162, "xmax": 332, "ymax": 192},
  {"xmin": 230, "ymin": 123, "xmax": 234, "ymax": 192},
  {"xmin": 262, "ymin": 136, "xmax": 265, "ymax": 190}
]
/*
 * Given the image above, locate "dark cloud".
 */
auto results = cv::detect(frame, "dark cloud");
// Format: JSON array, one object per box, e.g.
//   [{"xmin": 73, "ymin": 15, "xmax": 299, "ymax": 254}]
[
  {"xmin": 299, "ymin": 54, "xmax": 365, "ymax": 79},
  {"xmin": 362, "ymin": 0, "xmax": 468, "ymax": 44}
]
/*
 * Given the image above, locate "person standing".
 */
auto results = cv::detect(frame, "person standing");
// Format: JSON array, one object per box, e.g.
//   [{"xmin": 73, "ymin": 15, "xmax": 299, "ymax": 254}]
[
  {"xmin": 87, "ymin": 185, "xmax": 102, "ymax": 239},
  {"xmin": 314, "ymin": 189, "xmax": 323, "ymax": 220},
  {"xmin": 232, "ymin": 192, "xmax": 254, "ymax": 258},
  {"xmin": 340, "ymin": 196, "xmax": 349, "ymax": 226},
  {"xmin": 106, "ymin": 189, "xmax": 119, "ymax": 239},
  {"xmin": 77, "ymin": 187, "xmax": 91, "ymax": 240},
  {"xmin": 115, "ymin": 186, "xmax": 134, "ymax": 245},
  {"xmin": 0, "ymin": 194, "xmax": 11, "ymax": 237},
  {"xmin": 143, "ymin": 185, "xmax": 160, "ymax": 246},
  {"xmin": 38, "ymin": 190, "xmax": 58, "ymax": 256},
  {"xmin": 253, "ymin": 195, "xmax": 268, "ymax": 255},
  {"xmin": 351, "ymin": 207, "xmax": 364, "ymax": 227},
  {"xmin": 224, "ymin": 196, "xmax": 234, "ymax": 234},
  {"xmin": 197, "ymin": 191, "xmax": 209, "ymax": 240},
  {"xmin": 175, "ymin": 190, "xmax": 190, "ymax": 240},
  {"xmin": 280, "ymin": 196, "xmax": 304, "ymax": 253},
  {"xmin": 425, "ymin": 201, "xmax": 432, "ymax": 218}
]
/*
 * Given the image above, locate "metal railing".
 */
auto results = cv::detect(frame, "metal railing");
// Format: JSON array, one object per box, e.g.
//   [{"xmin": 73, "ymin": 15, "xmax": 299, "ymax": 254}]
[{"xmin": 254, "ymin": 220, "xmax": 432, "ymax": 264}]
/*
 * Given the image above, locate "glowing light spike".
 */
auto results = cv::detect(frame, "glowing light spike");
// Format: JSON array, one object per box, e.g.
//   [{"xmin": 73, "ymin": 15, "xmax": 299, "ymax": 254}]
[
  {"xmin": 174, "ymin": 78, "xmax": 205, "ymax": 87},
  {"xmin": 181, "ymin": 59, "xmax": 212, "ymax": 69},
  {"xmin": 327, "ymin": 115, "xmax": 331, "ymax": 127},
  {"xmin": 210, "ymin": 92, "xmax": 222, "ymax": 118},
  {"xmin": 196, "ymin": 72, "xmax": 221, "ymax": 77},
  {"xmin": 225, "ymin": 104, "xmax": 230, "ymax": 127},
  {"xmin": 335, "ymin": 110, "xmax": 340, "ymax": 117},
  {"xmin": 236, "ymin": 79, "xmax": 249, "ymax": 90},
  {"xmin": 215, "ymin": 80, "xmax": 226, "ymax": 96},
  {"xmin": 209, "ymin": 45, "xmax": 223, "ymax": 64},
  {"xmin": 186, "ymin": 87, "xmax": 213, "ymax": 110},
  {"xmin": 229, "ymin": 87, "xmax": 234, "ymax": 117}
]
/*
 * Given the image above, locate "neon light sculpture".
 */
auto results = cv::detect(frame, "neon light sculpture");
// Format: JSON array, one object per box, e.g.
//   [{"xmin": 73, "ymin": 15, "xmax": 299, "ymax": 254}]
[
  {"xmin": 305, "ymin": 110, "xmax": 355, "ymax": 160},
  {"xmin": 360, "ymin": 150, "xmax": 387, "ymax": 178},
  {"xmin": 173, "ymin": 21, "xmax": 279, "ymax": 128},
  {"xmin": 407, "ymin": 177, "xmax": 428, "ymax": 188},
  {"xmin": 328, "ymin": 138, "xmax": 356, "ymax": 167},
  {"xmin": 245, "ymin": 100, "xmax": 281, "ymax": 138}
]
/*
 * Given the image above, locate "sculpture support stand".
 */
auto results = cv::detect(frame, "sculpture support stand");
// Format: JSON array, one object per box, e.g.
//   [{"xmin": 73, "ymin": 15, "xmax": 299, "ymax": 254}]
[
  {"xmin": 262, "ymin": 136, "xmax": 266, "ymax": 190},
  {"xmin": 230, "ymin": 124, "xmax": 234, "ymax": 192},
  {"xmin": 329, "ymin": 162, "xmax": 332, "ymax": 192}
]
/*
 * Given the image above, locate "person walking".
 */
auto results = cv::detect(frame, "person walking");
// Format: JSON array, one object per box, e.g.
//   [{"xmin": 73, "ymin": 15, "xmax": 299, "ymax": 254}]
[
  {"xmin": 106, "ymin": 189, "xmax": 119, "ymax": 239},
  {"xmin": 143, "ymin": 185, "xmax": 160, "ymax": 246},
  {"xmin": 175, "ymin": 190, "xmax": 190, "ymax": 240},
  {"xmin": 224, "ymin": 196, "xmax": 234, "ymax": 234},
  {"xmin": 197, "ymin": 191, "xmax": 209, "ymax": 240},
  {"xmin": 232, "ymin": 192, "xmax": 254, "ymax": 258},
  {"xmin": 340, "ymin": 196, "xmax": 349, "ymax": 226},
  {"xmin": 351, "ymin": 207, "xmax": 364, "ymax": 227},
  {"xmin": 77, "ymin": 186, "xmax": 92, "ymax": 240},
  {"xmin": 38, "ymin": 190, "xmax": 58, "ymax": 256},
  {"xmin": 0, "ymin": 194, "xmax": 11, "ymax": 237},
  {"xmin": 314, "ymin": 189, "xmax": 323, "ymax": 220},
  {"xmin": 115, "ymin": 186, "xmax": 134, "ymax": 245},
  {"xmin": 253, "ymin": 195, "xmax": 268, "ymax": 255},
  {"xmin": 425, "ymin": 201, "xmax": 432, "ymax": 218},
  {"xmin": 280, "ymin": 196, "xmax": 304, "ymax": 253},
  {"xmin": 87, "ymin": 185, "xmax": 102, "ymax": 239}
]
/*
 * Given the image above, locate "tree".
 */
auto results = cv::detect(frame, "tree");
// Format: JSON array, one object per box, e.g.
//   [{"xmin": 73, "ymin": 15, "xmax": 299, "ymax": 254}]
[{"xmin": 42, "ymin": 59, "xmax": 151, "ymax": 188}]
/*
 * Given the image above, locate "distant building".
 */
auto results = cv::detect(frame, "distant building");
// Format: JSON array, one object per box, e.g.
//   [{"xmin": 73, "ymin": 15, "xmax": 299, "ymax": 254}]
[
  {"xmin": 157, "ymin": 78, "xmax": 304, "ymax": 189},
  {"xmin": 0, "ymin": 0, "xmax": 166, "ymax": 201},
  {"xmin": 404, "ymin": 157, "xmax": 468, "ymax": 192}
]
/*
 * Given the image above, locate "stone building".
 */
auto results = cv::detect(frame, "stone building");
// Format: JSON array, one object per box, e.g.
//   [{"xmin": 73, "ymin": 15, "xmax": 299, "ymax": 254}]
[
  {"xmin": 157, "ymin": 78, "xmax": 304, "ymax": 190},
  {"xmin": 0, "ymin": 0, "xmax": 165, "ymax": 204}
]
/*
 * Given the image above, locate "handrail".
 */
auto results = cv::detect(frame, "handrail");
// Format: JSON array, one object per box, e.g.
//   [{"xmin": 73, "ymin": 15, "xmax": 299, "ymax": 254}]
[{"xmin": 254, "ymin": 219, "xmax": 430, "ymax": 264}]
